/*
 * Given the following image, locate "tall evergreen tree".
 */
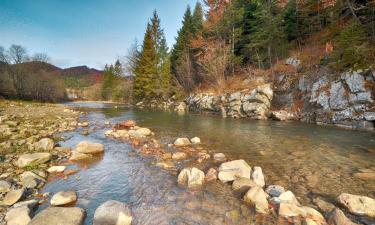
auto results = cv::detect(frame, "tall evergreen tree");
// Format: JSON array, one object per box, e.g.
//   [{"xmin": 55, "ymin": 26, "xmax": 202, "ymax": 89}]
[
  {"xmin": 134, "ymin": 23, "xmax": 158, "ymax": 100},
  {"xmin": 101, "ymin": 65, "xmax": 115, "ymax": 100},
  {"xmin": 191, "ymin": 2, "xmax": 204, "ymax": 36}
]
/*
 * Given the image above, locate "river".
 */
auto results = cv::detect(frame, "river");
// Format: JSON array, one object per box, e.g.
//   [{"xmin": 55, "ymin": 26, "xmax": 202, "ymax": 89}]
[{"xmin": 40, "ymin": 102, "xmax": 375, "ymax": 224}]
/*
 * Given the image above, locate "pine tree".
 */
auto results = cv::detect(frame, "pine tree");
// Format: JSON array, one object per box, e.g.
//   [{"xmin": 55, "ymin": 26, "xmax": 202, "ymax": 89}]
[
  {"xmin": 134, "ymin": 23, "xmax": 158, "ymax": 100},
  {"xmin": 101, "ymin": 65, "xmax": 115, "ymax": 100},
  {"xmin": 191, "ymin": 2, "xmax": 204, "ymax": 36},
  {"xmin": 171, "ymin": 6, "xmax": 193, "ymax": 76},
  {"xmin": 331, "ymin": 20, "xmax": 370, "ymax": 71},
  {"xmin": 113, "ymin": 59, "xmax": 123, "ymax": 76}
]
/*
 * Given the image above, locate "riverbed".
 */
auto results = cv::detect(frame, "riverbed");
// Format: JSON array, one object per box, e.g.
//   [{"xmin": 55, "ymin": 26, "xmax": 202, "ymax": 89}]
[{"xmin": 41, "ymin": 102, "xmax": 375, "ymax": 224}]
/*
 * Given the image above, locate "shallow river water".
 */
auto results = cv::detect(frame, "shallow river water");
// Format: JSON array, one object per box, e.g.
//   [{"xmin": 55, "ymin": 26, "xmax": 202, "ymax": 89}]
[{"xmin": 41, "ymin": 102, "xmax": 375, "ymax": 225}]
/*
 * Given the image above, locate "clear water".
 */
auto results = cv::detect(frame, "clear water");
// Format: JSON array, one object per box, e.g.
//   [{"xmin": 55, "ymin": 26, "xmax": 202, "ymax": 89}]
[{"xmin": 41, "ymin": 102, "xmax": 375, "ymax": 224}]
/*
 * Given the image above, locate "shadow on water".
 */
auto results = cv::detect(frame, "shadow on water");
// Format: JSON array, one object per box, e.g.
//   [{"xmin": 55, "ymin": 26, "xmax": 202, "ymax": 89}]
[{"xmin": 41, "ymin": 102, "xmax": 375, "ymax": 225}]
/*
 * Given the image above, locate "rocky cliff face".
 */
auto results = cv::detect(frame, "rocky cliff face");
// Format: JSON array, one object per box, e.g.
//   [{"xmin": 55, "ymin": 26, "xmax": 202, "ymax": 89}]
[
  {"xmin": 181, "ymin": 69, "xmax": 375, "ymax": 131},
  {"xmin": 186, "ymin": 84, "xmax": 273, "ymax": 119}
]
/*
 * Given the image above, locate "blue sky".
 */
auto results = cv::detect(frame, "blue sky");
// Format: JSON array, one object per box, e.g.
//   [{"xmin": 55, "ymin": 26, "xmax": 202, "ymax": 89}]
[{"xmin": 0, "ymin": 0, "xmax": 198, "ymax": 69}]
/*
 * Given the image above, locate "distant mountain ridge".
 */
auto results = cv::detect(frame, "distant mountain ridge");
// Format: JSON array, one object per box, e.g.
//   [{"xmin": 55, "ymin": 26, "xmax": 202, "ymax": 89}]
[{"xmin": 0, "ymin": 61, "xmax": 104, "ymax": 88}]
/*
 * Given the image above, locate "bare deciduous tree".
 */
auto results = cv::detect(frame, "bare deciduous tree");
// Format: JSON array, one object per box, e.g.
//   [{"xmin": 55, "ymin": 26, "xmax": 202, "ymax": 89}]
[
  {"xmin": 8, "ymin": 44, "xmax": 28, "ymax": 64},
  {"xmin": 31, "ymin": 53, "xmax": 51, "ymax": 63},
  {"xmin": 0, "ymin": 46, "xmax": 9, "ymax": 63}
]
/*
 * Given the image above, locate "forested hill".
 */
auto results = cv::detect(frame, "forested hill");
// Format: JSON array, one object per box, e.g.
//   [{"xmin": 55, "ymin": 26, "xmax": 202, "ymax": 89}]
[{"xmin": 0, "ymin": 61, "xmax": 103, "ymax": 102}]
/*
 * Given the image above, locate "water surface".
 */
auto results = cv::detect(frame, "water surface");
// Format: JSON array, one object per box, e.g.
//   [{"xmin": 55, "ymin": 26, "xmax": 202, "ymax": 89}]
[{"xmin": 42, "ymin": 102, "xmax": 375, "ymax": 224}]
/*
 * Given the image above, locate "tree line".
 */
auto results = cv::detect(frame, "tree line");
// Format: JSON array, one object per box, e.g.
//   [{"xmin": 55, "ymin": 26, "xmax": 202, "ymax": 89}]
[
  {"xmin": 0, "ymin": 44, "xmax": 66, "ymax": 102},
  {"xmin": 132, "ymin": 0, "xmax": 375, "ymax": 99}
]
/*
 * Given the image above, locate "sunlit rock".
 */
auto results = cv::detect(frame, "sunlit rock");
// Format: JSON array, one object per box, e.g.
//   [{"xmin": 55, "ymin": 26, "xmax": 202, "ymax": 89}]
[
  {"xmin": 251, "ymin": 166, "xmax": 265, "ymax": 187},
  {"xmin": 51, "ymin": 191, "xmax": 77, "ymax": 206},
  {"xmin": 29, "ymin": 207, "xmax": 85, "ymax": 225},
  {"xmin": 218, "ymin": 159, "xmax": 251, "ymax": 183},
  {"xmin": 93, "ymin": 200, "xmax": 132, "ymax": 225},
  {"xmin": 338, "ymin": 193, "xmax": 375, "ymax": 218},
  {"xmin": 5, "ymin": 206, "xmax": 31, "ymax": 225},
  {"xmin": 174, "ymin": 138, "xmax": 191, "ymax": 147},
  {"xmin": 177, "ymin": 167, "xmax": 205, "ymax": 189},
  {"xmin": 244, "ymin": 186, "xmax": 269, "ymax": 214},
  {"xmin": 76, "ymin": 141, "xmax": 104, "ymax": 154},
  {"xmin": 34, "ymin": 138, "xmax": 54, "ymax": 151},
  {"xmin": 16, "ymin": 152, "xmax": 52, "ymax": 168}
]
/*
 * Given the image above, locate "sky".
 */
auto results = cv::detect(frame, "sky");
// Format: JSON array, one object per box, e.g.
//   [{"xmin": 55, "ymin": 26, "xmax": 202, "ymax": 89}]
[{"xmin": 0, "ymin": 0, "xmax": 198, "ymax": 69}]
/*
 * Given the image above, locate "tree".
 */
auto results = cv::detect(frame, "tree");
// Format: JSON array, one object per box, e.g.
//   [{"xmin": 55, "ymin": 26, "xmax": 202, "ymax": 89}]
[
  {"xmin": 123, "ymin": 39, "xmax": 140, "ymax": 77},
  {"xmin": 31, "ymin": 53, "xmax": 51, "ymax": 63},
  {"xmin": 330, "ymin": 20, "xmax": 370, "ymax": 71},
  {"xmin": 0, "ymin": 46, "xmax": 9, "ymax": 63},
  {"xmin": 101, "ymin": 65, "xmax": 115, "ymax": 100},
  {"xmin": 133, "ymin": 23, "xmax": 158, "ymax": 100},
  {"xmin": 191, "ymin": 2, "xmax": 204, "ymax": 36},
  {"xmin": 113, "ymin": 59, "xmax": 123, "ymax": 77},
  {"xmin": 8, "ymin": 45, "xmax": 28, "ymax": 64}
]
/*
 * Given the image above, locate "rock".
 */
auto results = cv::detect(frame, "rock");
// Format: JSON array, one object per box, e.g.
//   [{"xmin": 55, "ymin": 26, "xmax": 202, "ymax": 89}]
[
  {"xmin": 279, "ymin": 203, "xmax": 306, "ymax": 217},
  {"xmin": 172, "ymin": 152, "xmax": 187, "ymax": 160},
  {"xmin": 2, "ymin": 189, "xmax": 24, "ymax": 206},
  {"xmin": 156, "ymin": 161, "xmax": 175, "ymax": 170},
  {"xmin": 286, "ymin": 57, "xmax": 301, "ymax": 67},
  {"xmin": 265, "ymin": 185, "xmax": 285, "ymax": 197},
  {"xmin": 330, "ymin": 81, "xmax": 348, "ymax": 110},
  {"xmin": 251, "ymin": 166, "xmax": 265, "ymax": 187},
  {"xmin": 271, "ymin": 110, "xmax": 295, "ymax": 121},
  {"xmin": 304, "ymin": 218, "xmax": 318, "ymax": 225},
  {"xmin": 175, "ymin": 102, "xmax": 187, "ymax": 112},
  {"xmin": 205, "ymin": 168, "xmax": 217, "ymax": 182},
  {"xmin": 302, "ymin": 206, "xmax": 325, "ymax": 224},
  {"xmin": 16, "ymin": 152, "xmax": 52, "ymax": 168},
  {"xmin": 47, "ymin": 166, "xmax": 66, "ymax": 173},
  {"xmin": 243, "ymin": 186, "xmax": 269, "ymax": 214},
  {"xmin": 218, "ymin": 160, "xmax": 251, "ymax": 183},
  {"xmin": 93, "ymin": 200, "xmax": 132, "ymax": 225},
  {"xmin": 136, "ymin": 128, "xmax": 151, "ymax": 136},
  {"xmin": 21, "ymin": 175, "xmax": 39, "ymax": 189},
  {"xmin": 327, "ymin": 208, "xmax": 359, "ymax": 225},
  {"xmin": 76, "ymin": 141, "xmax": 104, "ymax": 154},
  {"xmin": 364, "ymin": 112, "xmax": 375, "ymax": 121},
  {"xmin": 177, "ymin": 167, "xmax": 205, "ymax": 189},
  {"xmin": 69, "ymin": 151, "xmax": 92, "ymax": 161},
  {"xmin": 0, "ymin": 180, "xmax": 11, "ymax": 193},
  {"xmin": 190, "ymin": 137, "xmax": 201, "ymax": 145},
  {"xmin": 115, "ymin": 120, "xmax": 135, "ymax": 129},
  {"xmin": 13, "ymin": 199, "xmax": 38, "ymax": 210},
  {"xmin": 342, "ymin": 71, "xmax": 366, "ymax": 93},
  {"xmin": 29, "ymin": 207, "xmax": 85, "ymax": 225},
  {"xmin": 313, "ymin": 197, "xmax": 335, "ymax": 214},
  {"xmin": 337, "ymin": 193, "xmax": 375, "ymax": 217},
  {"xmin": 50, "ymin": 191, "xmax": 78, "ymax": 206},
  {"xmin": 279, "ymin": 191, "xmax": 300, "ymax": 206},
  {"xmin": 34, "ymin": 138, "xmax": 54, "ymax": 151},
  {"xmin": 353, "ymin": 171, "xmax": 375, "ymax": 180},
  {"xmin": 213, "ymin": 153, "xmax": 226, "ymax": 162},
  {"xmin": 114, "ymin": 130, "xmax": 129, "ymax": 139},
  {"xmin": 5, "ymin": 206, "xmax": 31, "ymax": 225},
  {"xmin": 174, "ymin": 138, "xmax": 191, "ymax": 147},
  {"xmin": 232, "ymin": 178, "xmax": 258, "ymax": 194}
]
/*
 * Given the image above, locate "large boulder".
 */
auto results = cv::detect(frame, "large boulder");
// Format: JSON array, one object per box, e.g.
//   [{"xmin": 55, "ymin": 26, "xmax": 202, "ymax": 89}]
[
  {"xmin": 244, "ymin": 186, "xmax": 269, "ymax": 214},
  {"xmin": 177, "ymin": 167, "xmax": 205, "ymax": 189},
  {"xmin": 271, "ymin": 110, "xmax": 295, "ymax": 121},
  {"xmin": 174, "ymin": 138, "xmax": 191, "ymax": 147},
  {"xmin": 329, "ymin": 81, "xmax": 349, "ymax": 110},
  {"xmin": 34, "ymin": 138, "xmax": 54, "ymax": 151},
  {"xmin": 135, "ymin": 128, "xmax": 152, "ymax": 136},
  {"xmin": 16, "ymin": 152, "xmax": 52, "ymax": 168},
  {"xmin": 5, "ymin": 206, "xmax": 31, "ymax": 225},
  {"xmin": 218, "ymin": 160, "xmax": 251, "ymax": 183},
  {"xmin": 29, "ymin": 207, "xmax": 85, "ymax": 225},
  {"xmin": 342, "ymin": 71, "xmax": 366, "ymax": 93},
  {"xmin": 50, "ymin": 191, "xmax": 78, "ymax": 206},
  {"xmin": 190, "ymin": 137, "xmax": 201, "ymax": 145},
  {"xmin": 93, "ymin": 200, "xmax": 132, "ymax": 225},
  {"xmin": 76, "ymin": 141, "xmax": 104, "ymax": 154},
  {"xmin": 251, "ymin": 166, "xmax": 265, "ymax": 187},
  {"xmin": 279, "ymin": 191, "xmax": 301, "ymax": 206},
  {"xmin": 338, "ymin": 193, "xmax": 375, "ymax": 218},
  {"xmin": 0, "ymin": 180, "xmax": 11, "ymax": 193}
]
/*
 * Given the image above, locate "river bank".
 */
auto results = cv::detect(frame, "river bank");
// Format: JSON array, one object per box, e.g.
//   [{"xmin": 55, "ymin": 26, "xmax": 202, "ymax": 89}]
[{"xmin": 0, "ymin": 101, "xmax": 374, "ymax": 225}]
